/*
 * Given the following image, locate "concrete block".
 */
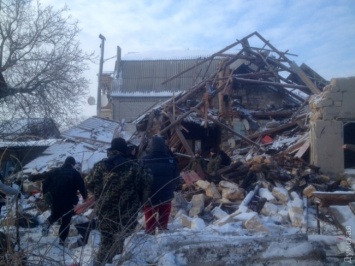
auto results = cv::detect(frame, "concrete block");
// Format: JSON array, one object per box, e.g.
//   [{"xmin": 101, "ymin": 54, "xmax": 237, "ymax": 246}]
[
  {"xmin": 272, "ymin": 187, "xmax": 289, "ymax": 203},
  {"xmin": 288, "ymin": 205, "xmax": 304, "ymax": 227},
  {"xmin": 189, "ymin": 194, "xmax": 205, "ymax": 217},
  {"xmin": 180, "ymin": 214, "xmax": 193, "ymax": 228},
  {"xmin": 243, "ymin": 213, "xmax": 269, "ymax": 233},
  {"xmin": 303, "ymin": 185, "xmax": 316, "ymax": 198},
  {"xmin": 205, "ymin": 182, "xmax": 222, "ymax": 199},
  {"xmin": 330, "ymin": 76, "xmax": 355, "ymax": 92},
  {"xmin": 320, "ymin": 99, "xmax": 333, "ymax": 107},
  {"xmin": 222, "ymin": 187, "xmax": 244, "ymax": 201},
  {"xmin": 261, "ymin": 202, "xmax": 278, "ymax": 216},
  {"xmin": 326, "ymin": 91, "xmax": 343, "ymax": 101},
  {"xmin": 195, "ymin": 180, "xmax": 210, "ymax": 190}
]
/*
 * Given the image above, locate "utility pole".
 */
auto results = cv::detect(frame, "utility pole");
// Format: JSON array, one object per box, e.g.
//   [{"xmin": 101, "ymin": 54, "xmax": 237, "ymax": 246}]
[{"xmin": 97, "ymin": 34, "xmax": 106, "ymax": 117}]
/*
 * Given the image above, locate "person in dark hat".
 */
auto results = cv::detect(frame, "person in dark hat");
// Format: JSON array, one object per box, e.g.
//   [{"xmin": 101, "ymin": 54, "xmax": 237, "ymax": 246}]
[
  {"xmin": 141, "ymin": 136, "xmax": 180, "ymax": 234},
  {"xmin": 107, "ymin": 137, "xmax": 128, "ymax": 154},
  {"xmin": 28, "ymin": 156, "xmax": 87, "ymax": 246},
  {"xmin": 86, "ymin": 137, "xmax": 152, "ymax": 264}
]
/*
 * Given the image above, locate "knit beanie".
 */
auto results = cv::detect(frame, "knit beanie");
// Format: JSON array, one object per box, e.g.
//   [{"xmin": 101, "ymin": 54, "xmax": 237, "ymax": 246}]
[{"xmin": 107, "ymin": 137, "xmax": 127, "ymax": 154}]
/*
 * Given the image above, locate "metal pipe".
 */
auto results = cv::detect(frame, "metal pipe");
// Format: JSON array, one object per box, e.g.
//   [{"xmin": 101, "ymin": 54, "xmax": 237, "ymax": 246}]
[{"xmin": 97, "ymin": 34, "xmax": 106, "ymax": 117}]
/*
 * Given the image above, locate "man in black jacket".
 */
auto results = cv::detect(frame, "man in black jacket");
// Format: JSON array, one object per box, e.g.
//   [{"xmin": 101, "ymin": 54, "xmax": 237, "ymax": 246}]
[
  {"xmin": 29, "ymin": 156, "xmax": 87, "ymax": 246},
  {"xmin": 141, "ymin": 136, "xmax": 180, "ymax": 234}
]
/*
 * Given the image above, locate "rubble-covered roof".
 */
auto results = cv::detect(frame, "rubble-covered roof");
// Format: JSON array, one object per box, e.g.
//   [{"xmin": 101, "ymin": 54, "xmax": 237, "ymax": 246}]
[
  {"xmin": 0, "ymin": 139, "xmax": 57, "ymax": 148},
  {"xmin": 21, "ymin": 116, "xmax": 125, "ymax": 174},
  {"xmin": 22, "ymin": 139, "xmax": 106, "ymax": 174},
  {"xmin": 61, "ymin": 116, "xmax": 120, "ymax": 145},
  {"xmin": 128, "ymin": 31, "xmax": 328, "ymax": 161}
]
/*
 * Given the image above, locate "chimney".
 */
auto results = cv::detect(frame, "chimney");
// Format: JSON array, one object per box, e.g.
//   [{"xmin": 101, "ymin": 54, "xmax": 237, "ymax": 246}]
[{"xmin": 115, "ymin": 46, "xmax": 121, "ymax": 79}]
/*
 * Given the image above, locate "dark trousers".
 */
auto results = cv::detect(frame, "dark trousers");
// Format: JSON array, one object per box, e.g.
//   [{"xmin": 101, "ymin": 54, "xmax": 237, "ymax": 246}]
[
  {"xmin": 144, "ymin": 202, "xmax": 172, "ymax": 234},
  {"xmin": 97, "ymin": 216, "xmax": 137, "ymax": 264},
  {"xmin": 48, "ymin": 199, "xmax": 74, "ymax": 242}
]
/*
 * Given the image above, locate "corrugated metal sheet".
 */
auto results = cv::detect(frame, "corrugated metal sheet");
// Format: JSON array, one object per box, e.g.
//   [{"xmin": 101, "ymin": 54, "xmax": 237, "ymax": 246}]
[
  {"xmin": 21, "ymin": 117, "xmax": 123, "ymax": 174},
  {"xmin": 0, "ymin": 139, "xmax": 58, "ymax": 148},
  {"xmin": 61, "ymin": 116, "xmax": 120, "ymax": 144},
  {"xmin": 111, "ymin": 59, "xmax": 221, "ymax": 94}
]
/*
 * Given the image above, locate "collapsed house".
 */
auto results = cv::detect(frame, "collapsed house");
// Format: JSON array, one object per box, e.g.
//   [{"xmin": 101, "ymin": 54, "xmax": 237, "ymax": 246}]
[
  {"xmin": 125, "ymin": 32, "xmax": 355, "ymax": 251},
  {"xmin": 128, "ymin": 31, "xmax": 327, "ymax": 166}
]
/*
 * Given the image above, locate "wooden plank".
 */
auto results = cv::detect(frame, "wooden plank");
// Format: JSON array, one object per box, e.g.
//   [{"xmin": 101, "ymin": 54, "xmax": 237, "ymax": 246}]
[
  {"xmin": 137, "ymin": 111, "xmax": 155, "ymax": 157},
  {"xmin": 294, "ymin": 139, "xmax": 310, "ymax": 158},
  {"xmin": 247, "ymin": 121, "xmax": 298, "ymax": 140},
  {"xmin": 255, "ymin": 32, "xmax": 321, "ymax": 95},
  {"xmin": 290, "ymin": 61, "xmax": 321, "ymax": 95},
  {"xmin": 234, "ymin": 77, "xmax": 308, "ymax": 89},
  {"xmin": 166, "ymin": 112, "xmax": 194, "ymax": 156},
  {"xmin": 313, "ymin": 192, "xmax": 355, "ymax": 207},
  {"xmin": 162, "ymin": 32, "xmax": 257, "ymax": 85},
  {"xmin": 207, "ymin": 115, "xmax": 263, "ymax": 150}
]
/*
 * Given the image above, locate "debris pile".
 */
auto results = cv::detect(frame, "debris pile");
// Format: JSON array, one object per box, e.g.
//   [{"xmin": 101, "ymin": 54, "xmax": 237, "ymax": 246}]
[
  {"xmin": 125, "ymin": 32, "xmax": 355, "ymax": 255},
  {"xmin": 173, "ymin": 153, "xmax": 354, "ymax": 233}
]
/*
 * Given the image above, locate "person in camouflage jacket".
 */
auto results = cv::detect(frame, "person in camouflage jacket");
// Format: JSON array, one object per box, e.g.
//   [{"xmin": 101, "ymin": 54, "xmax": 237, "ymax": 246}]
[{"xmin": 86, "ymin": 137, "xmax": 152, "ymax": 264}]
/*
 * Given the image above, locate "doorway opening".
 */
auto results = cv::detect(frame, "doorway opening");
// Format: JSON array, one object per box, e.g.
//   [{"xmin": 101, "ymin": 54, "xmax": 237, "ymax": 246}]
[{"xmin": 343, "ymin": 122, "xmax": 355, "ymax": 169}]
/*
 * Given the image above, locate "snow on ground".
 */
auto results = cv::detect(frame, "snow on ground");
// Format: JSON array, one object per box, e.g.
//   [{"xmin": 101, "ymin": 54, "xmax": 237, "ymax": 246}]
[{"xmin": 0, "ymin": 193, "xmax": 351, "ymax": 266}]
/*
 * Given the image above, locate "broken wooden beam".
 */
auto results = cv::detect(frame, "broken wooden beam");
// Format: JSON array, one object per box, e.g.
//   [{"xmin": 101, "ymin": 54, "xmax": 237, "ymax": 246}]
[
  {"xmin": 251, "ymin": 110, "xmax": 294, "ymax": 119},
  {"xmin": 207, "ymin": 115, "xmax": 263, "ymax": 150},
  {"xmin": 312, "ymin": 191, "xmax": 355, "ymax": 207},
  {"xmin": 247, "ymin": 121, "xmax": 298, "ymax": 140},
  {"xmin": 162, "ymin": 32, "xmax": 257, "ymax": 85},
  {"xmin": 254, "ymin": 32, "xmax": 321, "ymax": 95},
  {"xmin": 165, "ymin": 112, "xmax": 194, "ymax": 156},
  {"xmin": 233, "ymin": 77, "xmax": 309, "ymax": 90}
]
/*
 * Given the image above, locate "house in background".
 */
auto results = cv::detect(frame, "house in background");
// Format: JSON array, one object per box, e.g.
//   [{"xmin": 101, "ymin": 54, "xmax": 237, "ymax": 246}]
[
  {"xmin": 0, "ymin": 118, "xmax": 60, "ymax": 177},
  {"xmin": 0, "ymin": 116, "xmax": 126, "ymax": 178},
  {"xmin": 0, "ymin": 118, "xmax": 60, "ymax": 141},
  {"xmin": 102, "ymin": 48, "xmax": 220, "ymax": 122}
]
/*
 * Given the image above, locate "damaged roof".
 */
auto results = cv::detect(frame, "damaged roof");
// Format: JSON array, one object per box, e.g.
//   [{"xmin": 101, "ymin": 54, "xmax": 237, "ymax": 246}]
[
  {"xmin": 22, "ymin": 116, "xmax": 123, "ymax": 174},
  {"xmin": 128, "ymin": 31, "xmax": 328, "ymax": 160}
]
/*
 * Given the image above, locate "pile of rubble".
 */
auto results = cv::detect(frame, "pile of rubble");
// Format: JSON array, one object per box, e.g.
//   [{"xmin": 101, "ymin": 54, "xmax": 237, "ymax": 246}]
[
  {"xmin": 125, "ymin": 32, "xmax": 355, "ymax": 261},
  {"xmin": 174, "ymin": 153, "xmax": 354, "ymax": 232}
]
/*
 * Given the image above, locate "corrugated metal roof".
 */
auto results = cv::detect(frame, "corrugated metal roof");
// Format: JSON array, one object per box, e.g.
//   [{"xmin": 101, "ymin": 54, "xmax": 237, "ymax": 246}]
[
  {"xmin": 111, "ymin": 59, "xmax": 221, "ymax": 94},
  {"xmin": 22, "ymin": 117, "xmax": 127, "ymax": 174},
  {"xmin": 22, "ymin": 140, "xmax": 107, "ymax": 174},
  {"xmin": 61, "ymin": 116, "xmax": 120, "ymax": 145},
  {"xmin": 0, "ymin": 139, "xmax": 58, "ymax": 148},
  {"xmin": 122, "ymin": 50, "xmax": 215, "ymax": 61}
]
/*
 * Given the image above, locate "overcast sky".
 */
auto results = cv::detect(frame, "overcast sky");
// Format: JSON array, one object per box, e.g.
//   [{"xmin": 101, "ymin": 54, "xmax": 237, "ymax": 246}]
[{"xmin": 41, "ymin": 0, "xmax": 355, "ymax": 117}]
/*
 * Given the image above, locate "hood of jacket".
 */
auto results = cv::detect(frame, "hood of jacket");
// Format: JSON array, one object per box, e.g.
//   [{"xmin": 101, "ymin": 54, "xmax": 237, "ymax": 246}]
[{"xmin": 150, "ymin": 136, "xmax": 166, "ymax": 153}]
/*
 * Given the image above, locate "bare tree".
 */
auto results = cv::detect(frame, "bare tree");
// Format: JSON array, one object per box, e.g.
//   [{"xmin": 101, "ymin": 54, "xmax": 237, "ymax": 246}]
[{"xmin": 0, "ymin": 0, "xmax": 94, "ymax": 127}]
